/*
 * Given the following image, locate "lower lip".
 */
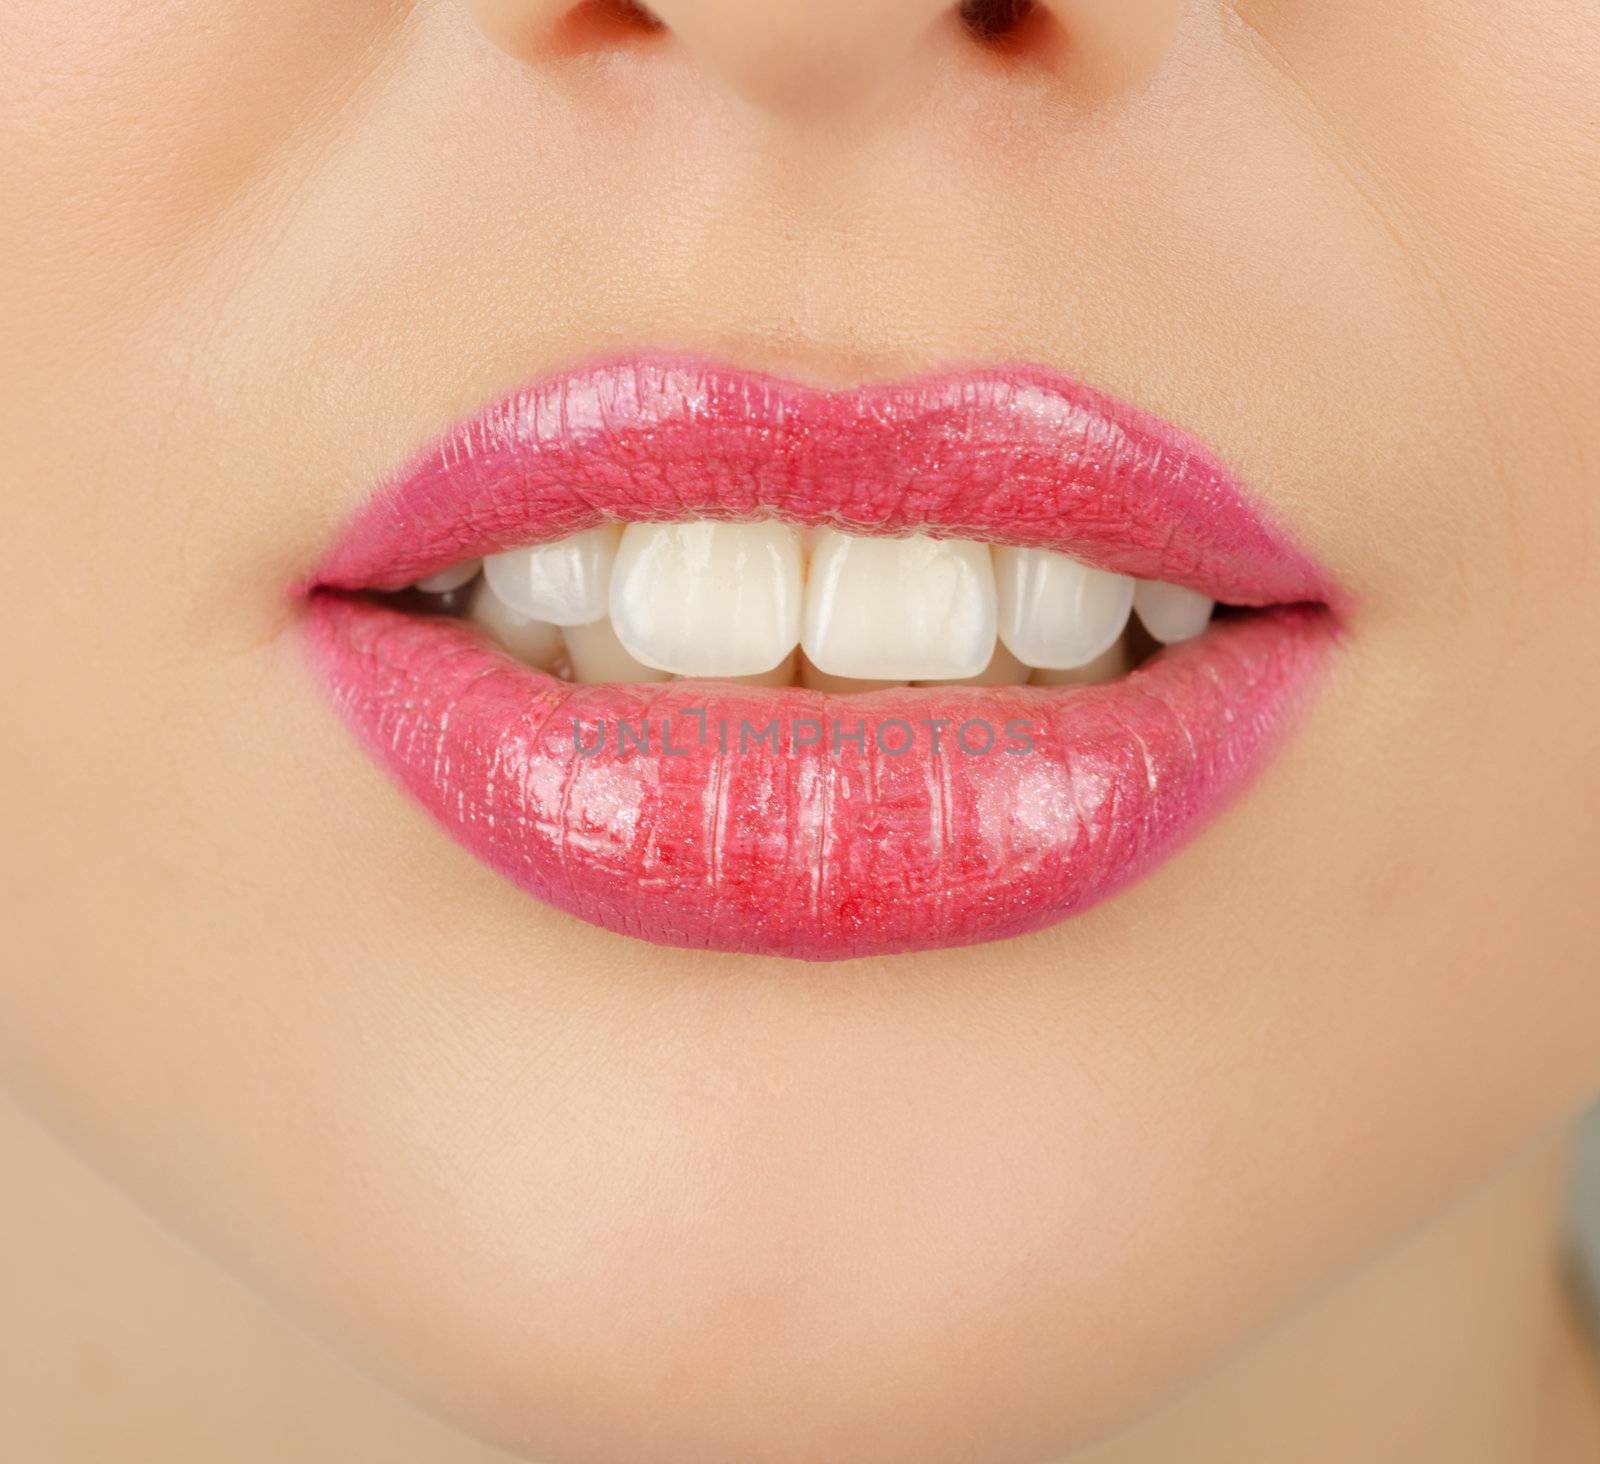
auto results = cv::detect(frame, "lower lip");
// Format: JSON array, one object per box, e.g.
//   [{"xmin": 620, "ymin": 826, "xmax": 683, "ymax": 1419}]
[{"xmin": 305, "ymin": 594, "xmax": 1334, "ymax": 961}]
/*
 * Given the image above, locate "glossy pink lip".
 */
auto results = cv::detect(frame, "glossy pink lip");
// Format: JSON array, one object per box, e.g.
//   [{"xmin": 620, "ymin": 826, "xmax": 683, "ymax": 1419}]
[{"xmin": 304, "ymin": 356, "xmax": 1339, "ymax": 961}]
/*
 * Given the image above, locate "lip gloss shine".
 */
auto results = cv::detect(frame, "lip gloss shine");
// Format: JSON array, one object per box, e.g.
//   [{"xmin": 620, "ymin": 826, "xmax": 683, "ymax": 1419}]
[{"xmin": 304, "ymin": 356, "xmax": 1338, "ymax": 960}]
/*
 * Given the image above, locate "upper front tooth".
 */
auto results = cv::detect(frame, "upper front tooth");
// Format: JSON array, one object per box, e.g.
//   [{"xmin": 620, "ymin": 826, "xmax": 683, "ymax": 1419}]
[
  {"xmin": 799, "ymin": 652, "xmax": 906, "ymax": 694},
  {"xmin": 914, "ymin": 641, "xmax": 1031, "ymax": 687},
  {"xmin": 802, "ymin": 531, "xmax": 997, "ymax": 681},
  {"xmin": 609, "ymin": 521, "xmax": 802, "ymax": 677},
  {"xmin": 1133, "ymin": 580, "xmax": 1215, "ymax": 644},
  {"xmin": 483, "ymin": 525, "xmax": 620, "ymax": 626},
  {"xmin": 1031, "ymin": 640, "xmax": 1131, "ymax": 686},
  {"xmin": 995, "ymin": 547, "xmax": 1134, "ymax": 670},
  {"xmin": 713, "ymin": 651, "xmax": 798, "ymax": 688}
]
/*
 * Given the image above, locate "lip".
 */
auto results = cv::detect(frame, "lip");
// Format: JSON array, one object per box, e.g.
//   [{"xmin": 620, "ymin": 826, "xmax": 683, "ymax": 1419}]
[{"xmin": 303, "ymin": 355, "xmax": 1340, "ymax": 961}]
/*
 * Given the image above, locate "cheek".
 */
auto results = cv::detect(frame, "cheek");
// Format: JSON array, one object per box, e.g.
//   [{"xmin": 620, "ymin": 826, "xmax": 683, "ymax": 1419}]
[
  {"xmin": 0, "ymin": 1, "xmax": 405, "ymax": 353},
  {"xmin": 1234, "ymin": 0, "xmax": 1600, "ymax": 444}
]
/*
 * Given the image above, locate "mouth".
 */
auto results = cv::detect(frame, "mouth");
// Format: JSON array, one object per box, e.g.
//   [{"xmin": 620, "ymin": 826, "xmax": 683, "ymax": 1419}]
[{"xmin": 301, "ymin": 355, "xmax": 1340, "ymax": 961}]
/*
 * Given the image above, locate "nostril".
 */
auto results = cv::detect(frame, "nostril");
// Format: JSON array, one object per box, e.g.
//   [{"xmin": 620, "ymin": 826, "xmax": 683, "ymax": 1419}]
[
  {"xmin": 609, "ymin": 0, "xmax": 662, "ymax": 29},
  {"xmin": 550, "ymin": 0, "xmax": 664, "ymax": 53},
  {"xmin": 957, "ymin": 0, "xmax": 1037, "ymax": 43}
]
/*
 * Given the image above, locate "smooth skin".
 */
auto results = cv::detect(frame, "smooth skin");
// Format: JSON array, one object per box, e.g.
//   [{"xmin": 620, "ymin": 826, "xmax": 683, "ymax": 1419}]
[{"xmin": 2, "ymin": 2, "xmax": 1599, "ymax": 1461}]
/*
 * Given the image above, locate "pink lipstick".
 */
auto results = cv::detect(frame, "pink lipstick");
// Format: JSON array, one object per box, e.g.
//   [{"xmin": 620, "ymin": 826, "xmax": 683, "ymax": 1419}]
[{"xmin": 302, "ymin": 356, "xmax": 1338, "ymax": 961}]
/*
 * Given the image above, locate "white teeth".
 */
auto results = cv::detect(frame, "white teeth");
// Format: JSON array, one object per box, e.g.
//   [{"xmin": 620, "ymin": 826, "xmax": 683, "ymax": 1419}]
[
  {"xmin": 1031, "ymin": 640, "xmax": 1131, "ymax": 686},
  {"xmin": 469, "ymin": 580, "xmax": 562, "ymax": 669},
  {"xmin": 609, "ymin": 522, "xmax": 802, "ymax": 676},
  {"xmin": 416, "ymin": 559, "xmax": 481, "ymax": 595},
  {"xmin": 799, "ymin": 653, "xmax": 906, "ymax": 694},
  {"xmin": 994, "ymin": 547, "xmax": 1134, "ymax": 670},
  {"xmin": 1133, "ymin": 580, "xmax": 1215, "ymax": 644},
  {"xmin": 483, "ymin": 526, "xmax": 620, "ymax": 627},
  {"xmin": 802, "ymin": 531, "xmax": 997, "ymax": 682},
  {"xmin": 427, "ymin": 521, "xmax": 1217, "ymax": 689},
  {"xmin": 711, "ymin": 652, "xmax": 799, "ymax": 688},
  {"xmin": 562, "ymin": 618, "xmax": 673, "ymax": 684},
  {"xmin": 914, "ymin": 641, "xmax": 1031, "ymax": 687}
]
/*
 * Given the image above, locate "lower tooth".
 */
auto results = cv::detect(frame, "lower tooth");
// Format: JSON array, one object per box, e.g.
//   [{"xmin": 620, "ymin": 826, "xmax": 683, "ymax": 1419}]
[
  {"xmin": 799, "ymin": 653, "xmax": 906, "ymax": 695},
  {"xmin": 469, "ymin": 583, "xmax": 562, "ymax": 669},
  {"xmin": 914, "ymin": 642, "xmax": 1031, "ymax": 687},
  {"xmin": 1133, "ymin": 581, "xmax": 1215, "ymax": 644},
  {"xmin": 562, "ymin": 619, "xmax": 673, "ymax": 684},
  {"xmin": 1031, "ymin": 640, "xmax": 1131, "ymax": 687}
]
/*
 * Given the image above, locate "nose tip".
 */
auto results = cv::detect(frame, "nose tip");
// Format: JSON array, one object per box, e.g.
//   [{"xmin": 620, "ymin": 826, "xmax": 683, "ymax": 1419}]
[{"xmin": 460, "ymin": 0, "xmax": 1184, "ymax": 120}]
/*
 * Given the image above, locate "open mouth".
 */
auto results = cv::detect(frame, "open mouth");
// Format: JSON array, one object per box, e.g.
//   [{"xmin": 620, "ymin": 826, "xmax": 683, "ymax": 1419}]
[{"xmin": 302, "ymin": 356, "xmax": 1339, "ymax": 961}]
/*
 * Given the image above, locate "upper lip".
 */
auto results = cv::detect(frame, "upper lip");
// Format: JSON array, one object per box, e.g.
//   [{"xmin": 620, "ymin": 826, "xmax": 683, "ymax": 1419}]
[{"xmin": 305, "ymin": 354, "xmax": 1337, "ymax": 610}]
